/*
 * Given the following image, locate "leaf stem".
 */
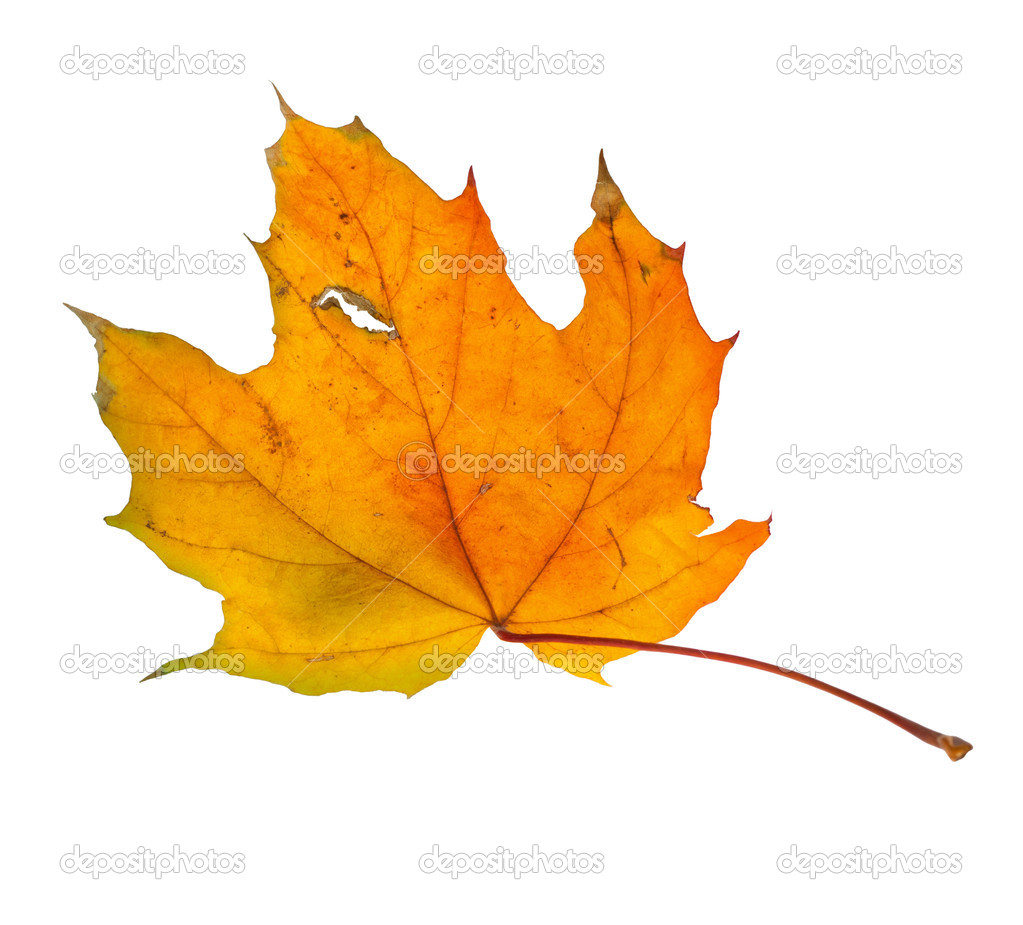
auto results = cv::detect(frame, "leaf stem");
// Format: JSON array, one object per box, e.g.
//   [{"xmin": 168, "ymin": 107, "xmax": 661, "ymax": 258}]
[{"xmin": 491, "ymin": 627, "xmax": 972, "ymax": 761}]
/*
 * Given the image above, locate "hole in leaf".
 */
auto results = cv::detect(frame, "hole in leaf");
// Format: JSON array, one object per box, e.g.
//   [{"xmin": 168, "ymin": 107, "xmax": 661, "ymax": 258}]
[{"xmin": 316, "ymin": 287, "xmax": 395, "ymax": 334}]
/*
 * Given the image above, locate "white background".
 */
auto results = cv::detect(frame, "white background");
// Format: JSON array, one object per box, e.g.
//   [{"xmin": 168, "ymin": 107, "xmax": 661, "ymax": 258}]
[{"xmin": 5, "ymin": 1, "xmax": 1020, "ymax": 921}]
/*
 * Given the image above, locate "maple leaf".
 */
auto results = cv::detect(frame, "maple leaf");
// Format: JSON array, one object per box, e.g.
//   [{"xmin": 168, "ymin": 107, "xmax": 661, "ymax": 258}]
[
  {"xmin": 69, "ymin": 96, "xmax": 767, "ymax": 696},
  {"xmin": 69, "ymin": 96, "xmax": 970, "ymax": 759}
]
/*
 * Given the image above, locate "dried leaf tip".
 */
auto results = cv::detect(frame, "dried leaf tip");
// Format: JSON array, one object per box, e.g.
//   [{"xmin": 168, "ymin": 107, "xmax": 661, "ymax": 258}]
[
  {"xmin": 340, "ymin": 115, "xmax": 372, "ymax": 139},
  {"xmin": 591, "ymin": 150, "xmax": 624, "ymax": 223},
  {"xmin": 271, "ymin": 83, "xmax": 298, "ymax": 120},
  {"xmin": 65, "ymin": 303, "xmax": 107, "ymax": 341}
]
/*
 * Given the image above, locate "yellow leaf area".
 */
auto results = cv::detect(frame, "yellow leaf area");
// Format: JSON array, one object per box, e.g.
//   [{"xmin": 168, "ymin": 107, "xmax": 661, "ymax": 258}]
[{"xmin": 70, "ymin": 98, "xmax": 769, "ymax": 697}]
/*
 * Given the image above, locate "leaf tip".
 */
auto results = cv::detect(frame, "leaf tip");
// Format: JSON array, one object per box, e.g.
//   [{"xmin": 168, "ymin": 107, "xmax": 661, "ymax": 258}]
[
  {"xmin": 664, "ymin": 241, "xmax": 687, "ymax": 263},
  {"xmin": 340, "ymin": 114, "xmax": 373, "ymax": 139},
  {"xmin": 66, "ymin": 302, "xmax": 104, "ymax": 333},
  {"xmin": 270, "ymin": 82, "xmax": 298, "ymax": 120},
  {"xmin": 141, "ymin": 656, "xmax": 194, "ymax": 683},
  {"xmin": 459, "ymin": 166, "xmax": 483, "ymax": 208},
  {"xmin": 66, "ymin": 304, "xmax": 111, "ymax": 366},
  {"xmin": 591, "ymin": 150, "xmax": 625, "ymax": 223}
]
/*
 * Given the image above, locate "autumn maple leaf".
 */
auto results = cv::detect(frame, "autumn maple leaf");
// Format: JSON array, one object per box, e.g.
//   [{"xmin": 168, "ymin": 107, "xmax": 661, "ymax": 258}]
[{"xmin": 69, "ymin": 95, "xmax": 970, "ymax": 760}]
